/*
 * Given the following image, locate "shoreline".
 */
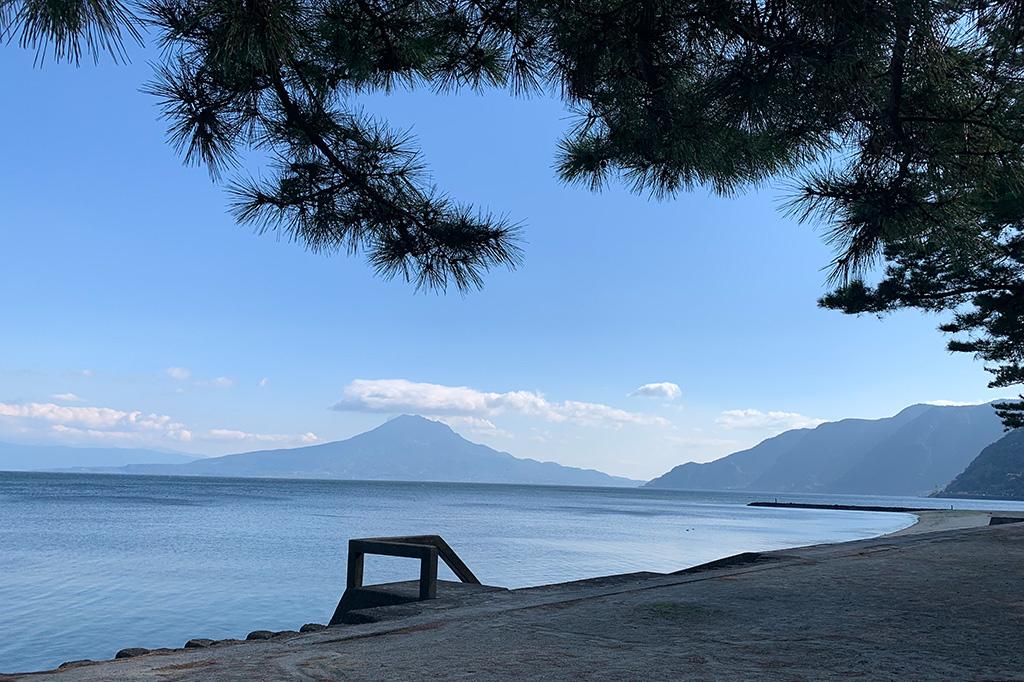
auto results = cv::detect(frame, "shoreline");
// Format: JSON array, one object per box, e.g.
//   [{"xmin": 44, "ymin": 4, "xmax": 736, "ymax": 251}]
[
  {"xmin": 747, "ymin": 500, "xmax": 1013, "ymax": 537},
  {"xmin": 0, "ymin": 485, "xmax": 930, "ymax": 674},
  {"xmin": 7, "ymin": 507, "xmax": 1023, "ymax": 679},
  {"xmin": 6, "ymin": 503, "xmax": 916, "ymax": 674},
  {"xmin": 9, "ymin": 510, "xmax": 1023, "ymax": 680},
  {"xmin": 887, "ymin": 508, "xmax": 1003, "ymax": 535}
]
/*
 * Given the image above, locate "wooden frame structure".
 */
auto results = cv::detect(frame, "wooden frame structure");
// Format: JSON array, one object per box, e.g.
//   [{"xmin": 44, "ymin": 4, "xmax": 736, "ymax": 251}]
[{"xmin": 329, "ymin": 535, "xmax": 480, "ymax": 625}]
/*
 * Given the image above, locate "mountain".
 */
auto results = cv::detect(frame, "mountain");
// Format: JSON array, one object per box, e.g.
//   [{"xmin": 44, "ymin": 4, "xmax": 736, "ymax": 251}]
[
  {"xmin": 646, "ymin": 403, "xmax": 1004, "ymax": 495},
  {"xmin": 117, "ymin": 415, "xmax": 640, "ymax": 486},
  {"xmin": 936, "ymin": 429, "xmax": 1024, "ymax": 500},
  {"xmin": 0, "ymin": 441, "xmax": 196, "ymax": 471}
]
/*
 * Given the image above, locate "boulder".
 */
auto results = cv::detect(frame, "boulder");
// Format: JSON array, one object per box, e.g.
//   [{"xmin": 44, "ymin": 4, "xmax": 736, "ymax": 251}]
[
  {"xmin": 184, "ymin": 638, "xmax": 216, "ymax": 649},
  {"xmin": 212, "ymin": 638, "xmax": 243, "ymax": 647},
  {"xmin": 58, "ymin": 660, "xmax": 94, "ymax": 669},
  {"xmin": 245, "ymin": 630, "xmax": 274, "ymax": 641}
]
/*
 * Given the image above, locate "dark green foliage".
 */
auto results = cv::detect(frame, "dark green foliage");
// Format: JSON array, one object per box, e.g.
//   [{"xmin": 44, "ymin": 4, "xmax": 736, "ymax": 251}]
[
  {"xmin": 938, "ymin": 428, "xmax": 1024, "ymax": 500},
  {"xmin": 3, "ymin": 1, "xmax": 1023, "ymax": 418},
  {"xmin": 2, "ymin": 0, "xmax": 142, "ymax": 63}
]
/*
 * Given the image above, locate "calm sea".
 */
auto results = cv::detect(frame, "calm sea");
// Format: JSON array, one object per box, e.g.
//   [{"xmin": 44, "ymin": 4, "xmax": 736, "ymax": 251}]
[{"xmin": 3, "ymin": 472, "xmax": 1023, "ymax": 673}]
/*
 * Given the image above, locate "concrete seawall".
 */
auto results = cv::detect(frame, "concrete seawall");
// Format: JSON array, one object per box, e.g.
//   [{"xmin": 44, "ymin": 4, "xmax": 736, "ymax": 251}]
[{"xmin": 6, "ymin": 509, "xmax": 1024, "ymax": 680}]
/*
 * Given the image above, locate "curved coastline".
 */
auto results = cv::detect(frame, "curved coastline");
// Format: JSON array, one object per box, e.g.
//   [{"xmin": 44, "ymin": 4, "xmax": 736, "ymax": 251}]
[
  {"xmin": 745, "ymin": 500, "xmax": 1007, "ymax": 538},
  {"xmin": 886, "ymin": 508, "xmax": 1002, "ymax": 536}
]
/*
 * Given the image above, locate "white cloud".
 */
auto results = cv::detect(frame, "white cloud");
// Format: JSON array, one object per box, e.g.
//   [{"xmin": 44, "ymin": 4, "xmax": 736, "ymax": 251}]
[
  {"xmin": 333, "ymin": 379, "xmax": 669, "ymax": 428},
  {"xmin": 51, "ymin": 393, "xmax": 83, "ymax": 402},
  {"xmin": 630, "ymin": 382, "xmax": 682, "ymax": 400},
  {"xmin": 258, "ymin": 377, "xmax": 269, "ymax": 388},
  {"xmin": 0, "ymin": 400, "xmax": 315, "ymax": 450},
  {"xmin": 716, "ymin": 409, "xmax": 824, "ymax": 433},
  {"xmin": 432, "ymin": 415, "xmax": 513, "ymax": 438},
  {"xmin": 206, "ymin": 429, "xmax": 319, "ymax": 445},
  {"xmin": 0, "ymin": 401, "xmax": 193, "ymax": 442},
  {"xmin": 209, "ymin": 377, "xmax": 234, "ymax": 389},
  {"xmin": 334, "ymin": 379, "xmax": 492, "ymax": 415},
  {"xmin": 166, "ymin": 367, "xmax": 191, "ymax": 381},
  {"xmin": 49, "ymin": 424, "xmax": 193, "ymax": 443},
  {"xmin": 77, "ymin": 369, "xmax": 94, "ymax": 378},
  {"xmin": 556, "ymin": 400, "xmax": 669, "ymax": 427}
]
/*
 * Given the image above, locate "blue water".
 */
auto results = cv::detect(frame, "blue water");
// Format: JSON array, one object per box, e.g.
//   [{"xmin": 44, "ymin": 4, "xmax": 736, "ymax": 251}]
[{"xmin": 3, "ymin": 472, "xmax": 1023, "ymax": 673}]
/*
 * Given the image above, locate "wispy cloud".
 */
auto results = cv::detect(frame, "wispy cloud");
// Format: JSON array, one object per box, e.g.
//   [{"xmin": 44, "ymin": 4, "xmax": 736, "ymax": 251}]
[
  {"xmin": 206, "ymin": 429, "xmax": 319, "ymax": 445},
  {"xmin": 630, "ymin": 382, "xmax": 681, "ymax": 400},
  {"xmin": 555, "ymin": 400, "xmax": 669, "ymax": 427},
  {"xmin": 433, "ymin": 416, "xmax": 513, "ymax": 438},
  {"xmin": 0, "ymin": 401, "xmax": 193, "ymax": 442},
  {"xmin": 332, "ymin": 379, "xmax": 670, "ymax": 428},
  {"xmin": 165, "ymin": 367, "xmax": 191, "ymax": 381},
  {"xmin": 666, "ymin": 433, "xmax": 739, "ymax": 449},
  {"xmin": 716, "ymin": 408, "xmax": 824, "ymax": 433},
  {"xmin": 167, "ymin": 368, "xmax": 234, "ymax": 389},
  {"xmin": 0, "ymin": 401, "xmax": 315, "ymax": 450},
  {"xmin": 51, "ymin": 393, "xmax": 83, "ymax": 402},
  {"xmin": 258, "ymin": 377, "xmax": 269, "ymax": 388}
]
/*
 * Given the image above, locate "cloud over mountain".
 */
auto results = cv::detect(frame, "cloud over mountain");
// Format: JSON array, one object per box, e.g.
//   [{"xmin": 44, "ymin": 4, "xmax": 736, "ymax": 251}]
[
  {"xmin": 332, "ymin": 379, "xmax": 669, "ymax": 428},
  {"xmin": 715, "ymin": 408, "xmax": 824, "ymax": 433},
  {"xmin": 207, "ymin": 429, "xmax": 319, "ymax": 445}
]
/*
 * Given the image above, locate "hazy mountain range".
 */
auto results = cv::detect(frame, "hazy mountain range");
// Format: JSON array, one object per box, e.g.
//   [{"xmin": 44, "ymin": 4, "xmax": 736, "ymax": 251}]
[
  {"xmin": 938, "ymin": 429, "xmax": 1024, "ymax": 500},
  {"xmin": 0, "ymin": 441, "xmax": 195, "ymax": 471},
  {"xmin": 645, "ymin": 403, "xmax": 1005, "ymax": 496},
  {"xmin": 26, "ymin": 415, "xmax": 639, "ymax": 487},
  {"xmin": 1, "ymin": 405, "xmax": 1015, "ymax": 497}
]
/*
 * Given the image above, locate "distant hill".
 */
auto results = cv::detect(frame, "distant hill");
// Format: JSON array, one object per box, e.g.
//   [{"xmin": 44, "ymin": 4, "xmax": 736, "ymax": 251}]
[
  {"xmin": 116, "ymin": 415, "xmax": 640, "ymax": 487},
  {"xmin": 646, "ymin": 403, "xmax": 1004, "ymax": 496},
  {"xmin": 0, "ymin": 441, "xmax": 196, "ymax": 471},
  {"xmin": 936, "ymin": 429, "xmax": 1024, "ymax": 500}
]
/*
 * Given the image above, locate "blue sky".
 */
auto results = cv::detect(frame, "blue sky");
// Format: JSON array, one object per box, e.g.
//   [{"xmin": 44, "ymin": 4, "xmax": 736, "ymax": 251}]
[{"xmin": 0, "ymin": 42, "xmax": 1010, "ymax": 479}]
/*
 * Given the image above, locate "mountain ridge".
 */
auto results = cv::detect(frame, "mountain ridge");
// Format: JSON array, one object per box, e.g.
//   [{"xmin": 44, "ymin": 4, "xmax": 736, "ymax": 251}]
[
  {"xmin": 646, "ymin": 403, "xmax": 1004, "ymax": 495},
  {"xmin": 107, "ymin": 415, "xmax": 640, "ymax": 487}
]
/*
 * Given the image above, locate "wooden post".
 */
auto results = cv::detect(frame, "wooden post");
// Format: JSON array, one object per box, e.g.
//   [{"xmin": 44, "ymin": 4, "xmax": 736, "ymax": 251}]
[
  {"xmin": 347, "ymin": 540, "xmax": 364, "ymax": 590},
  {"xmin": 420, "ymin": 546, "xmax": 438, "ymax": 600}
]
